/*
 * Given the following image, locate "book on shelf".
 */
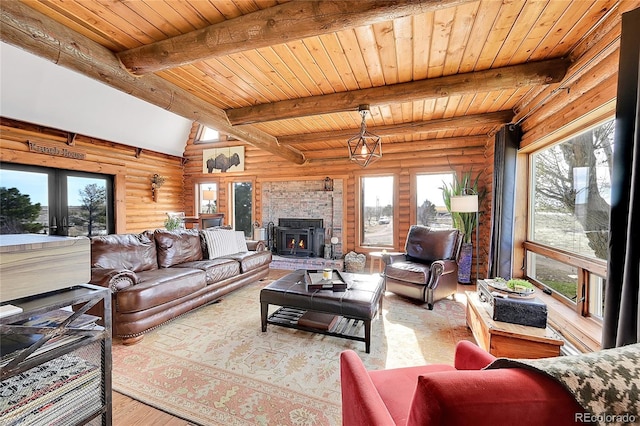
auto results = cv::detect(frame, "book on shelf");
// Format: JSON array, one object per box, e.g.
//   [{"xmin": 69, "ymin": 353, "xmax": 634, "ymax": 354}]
[
  {"xmin": 304, "ymin": 270, "xmax": 348, "ymax": 291},
  {"xmin": 0, "ymin": 326, "xmax": 104, "ymax": 368},
  {"xmin": 16, "ymin": 309, "xmax": 100, "ymax": 329},
  {"xmin": 1, "ymin": 310, "xmax": 102, "ymax": 367},
  {"xmin": 297, "ymin": 311, "xmax": 339, "ymax": 331}
]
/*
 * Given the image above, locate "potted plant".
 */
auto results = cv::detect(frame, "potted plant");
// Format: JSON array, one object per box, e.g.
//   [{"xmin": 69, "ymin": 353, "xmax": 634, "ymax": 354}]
[
  {"xmin": 164, "ymin": 215, "xmax": 183, "ymax": 231},
  {"xmin": 441, "ymin": 171, "xmax": 482, "ymax": 284}
]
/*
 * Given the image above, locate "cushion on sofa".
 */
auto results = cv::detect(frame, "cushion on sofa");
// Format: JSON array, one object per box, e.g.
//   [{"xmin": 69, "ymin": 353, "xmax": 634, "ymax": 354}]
[
  {"xmin": 154, "ymin": 229, "xmax": 203, "ymax": 268},
  {"xmin": 174, "ymin": 258, "xmax": 240, "ymax": 284},
  {"xmin": 202, "ymin": 229, "xmax": 241, "ymax": 259},
  {"xmin": 220, "ymin": 250, "xmax": 272, "ymax": 273},
  {"xmin": 91, "ymin": 232, "xmax": 158, "ymax": 272}
]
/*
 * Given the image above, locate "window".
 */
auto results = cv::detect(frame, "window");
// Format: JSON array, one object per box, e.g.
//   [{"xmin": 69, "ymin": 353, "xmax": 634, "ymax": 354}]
[
  {"xmin": 231, "ymin": 181, "xmax": 252, "ymax": 238},
  {"xmin": 198, "ymin": 182, "xmax": 218, "ymax": 214},
  {"xmin": 416, "ymin": 172, "xmax": 454, "ymax": 228},
  {"xmin": 361, "ymin": 175, "xmax": 394, "ymax": 247},
  {"xmin": 196, "ymin": 126, "xmax": 220, "ymax": 143},
  {"xmin": 0, "ymin": 164, "xmax": 113, "ymax": 237},
  {"xmin": 527, "ymin": 119, "xmax": 613, "ymax": 317}
]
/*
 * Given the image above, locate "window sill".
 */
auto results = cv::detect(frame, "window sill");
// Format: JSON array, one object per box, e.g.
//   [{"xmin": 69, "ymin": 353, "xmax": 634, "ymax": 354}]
[{"xmin": 536, "ymin": 290, "xmax": 602, "ymax": 353}]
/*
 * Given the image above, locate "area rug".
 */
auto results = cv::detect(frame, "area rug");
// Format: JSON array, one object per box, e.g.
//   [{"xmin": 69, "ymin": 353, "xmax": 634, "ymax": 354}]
[{"xmin": 111, "ymin": 277, "xmax": 473, "ymax": 425}]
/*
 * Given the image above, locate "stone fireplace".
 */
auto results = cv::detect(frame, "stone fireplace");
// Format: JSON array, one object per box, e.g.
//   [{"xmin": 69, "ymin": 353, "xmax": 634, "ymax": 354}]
[
  {"xmin": 275, "ymin": 218, "xmax": 325, "ymax": 257},
  {"xmin": 261, "ymin": 179, "xmax": 343, "ymax": 258}
]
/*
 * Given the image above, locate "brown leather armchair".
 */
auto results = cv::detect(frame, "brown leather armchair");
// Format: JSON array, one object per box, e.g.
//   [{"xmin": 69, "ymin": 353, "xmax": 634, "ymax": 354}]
[{"xmin": 383, "ymin": 225, "xmax": 462, "ymax": 309}]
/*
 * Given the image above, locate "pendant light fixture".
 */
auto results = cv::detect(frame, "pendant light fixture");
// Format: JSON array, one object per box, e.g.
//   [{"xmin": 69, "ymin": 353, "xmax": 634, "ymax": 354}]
[{"xmin": 348, "ymin": 104, "xmax": 381, "ymax": 167}]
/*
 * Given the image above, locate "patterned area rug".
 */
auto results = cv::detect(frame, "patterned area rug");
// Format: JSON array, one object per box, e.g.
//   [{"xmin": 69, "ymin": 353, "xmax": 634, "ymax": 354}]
[{"xmin": 111, "ymin": 276, "xmax": 473, "ymax": 425}]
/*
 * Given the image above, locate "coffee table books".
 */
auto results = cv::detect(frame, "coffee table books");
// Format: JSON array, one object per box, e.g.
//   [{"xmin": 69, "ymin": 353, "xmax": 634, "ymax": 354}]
[
  {"xmin": 304, "ymin": 270, "xmax": 348, "ymax": 291},
  {"xmin": 297, "ymin": 311, "xmax": 339, "ymax": 331}
]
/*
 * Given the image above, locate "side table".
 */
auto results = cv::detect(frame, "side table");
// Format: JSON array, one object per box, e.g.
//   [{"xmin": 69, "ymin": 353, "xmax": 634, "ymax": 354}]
[
  {"xmin": 369, "ymin": 251, "xmax": 404, "ymax": 274},
  {"xmin": 465, "ymin": 291, "xmax": 564, "ymax": 359}
]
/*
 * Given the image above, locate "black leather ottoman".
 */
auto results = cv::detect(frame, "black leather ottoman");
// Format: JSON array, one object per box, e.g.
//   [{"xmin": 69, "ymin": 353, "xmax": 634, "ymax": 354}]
[{"xmin": 260, "ymin": 269, "xmax": 384, "ymax": 353}]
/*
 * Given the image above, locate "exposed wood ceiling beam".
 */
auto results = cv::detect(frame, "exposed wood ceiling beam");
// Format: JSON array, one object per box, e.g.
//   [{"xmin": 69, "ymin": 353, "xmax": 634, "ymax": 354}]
[
  {"xmin": 117, "ymin": 0, "xmax": 473, "ymax": 75},
  {"xmin": 0, "ymin": 1, "xmax": 306, "ymax": 164},
  {"xmin": 279, "ymin": 111, "xmax": 514, "ymax": 145},
  {"xmin": 226, "ymin": 59, "xmax": 569, "ymax": 125}
]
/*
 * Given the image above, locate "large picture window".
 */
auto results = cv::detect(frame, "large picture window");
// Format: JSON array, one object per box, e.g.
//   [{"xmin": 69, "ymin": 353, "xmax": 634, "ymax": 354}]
[
  {"xmin": 361, "ymin": 175, "xmax": 394, "ymax": 247},
  {"xmin": 0, "ymin": 164, "xmax": 113, "ymax": 237},
  {"xmin": 527, "ymin": 119, "xmax": 613, "ymax": 317},
  {"xmin": 416, "ymin": 172, "xmax": 454, "ymax": 228}
]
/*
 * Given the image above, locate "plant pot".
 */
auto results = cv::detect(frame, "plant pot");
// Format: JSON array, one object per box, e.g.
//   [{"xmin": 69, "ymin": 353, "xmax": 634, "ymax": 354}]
[{"xmin": 457, "ymin": 242, "xmax": 473, "ymax": 284}]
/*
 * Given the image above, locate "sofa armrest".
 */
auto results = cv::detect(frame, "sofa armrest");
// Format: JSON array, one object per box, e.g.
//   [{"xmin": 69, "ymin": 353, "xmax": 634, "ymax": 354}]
[
  {"xmin": 340, "ymin": 350, "xmax": 396, "ymax": 426},
  {"xmin": 246, "ymin": 240, "xmax": 266, "ymax": 251},
  {"xmin": 90, "ymin": 268, "xmax": 138, "ymax": 292},
  {"xmin": 454, "ymin": 340, "xmax": 496, "ymax": 370},
  {"xmin": 407, "ymin": 368, "xmax": 583, "ymax": 426}
]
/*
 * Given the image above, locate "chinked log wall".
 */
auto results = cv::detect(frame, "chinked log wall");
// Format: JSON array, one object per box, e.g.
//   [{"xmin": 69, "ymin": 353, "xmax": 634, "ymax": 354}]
[{"xmin": 0, "ymin": 118, "xmax": 185, "ymax": 234}]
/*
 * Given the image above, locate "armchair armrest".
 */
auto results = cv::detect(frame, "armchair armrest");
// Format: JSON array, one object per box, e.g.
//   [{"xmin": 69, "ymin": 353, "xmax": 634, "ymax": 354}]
[
  {"xmin": 90, "ymin": 268, "xmax": 138, "ymax": 292},
  {"xmin": 382, "ymin": 252, "xmax": 406, "ymax": 266},
  {"xmin": 340, "ymin": 350, "xmax": 396, "ymax": 426},
  {"xmin": 427, "ymin": 259, "xmax": 457, "ymax": 289},
  {"xmin": 454, "ymin": 340, "xmax": 496, "ymax": 370}
]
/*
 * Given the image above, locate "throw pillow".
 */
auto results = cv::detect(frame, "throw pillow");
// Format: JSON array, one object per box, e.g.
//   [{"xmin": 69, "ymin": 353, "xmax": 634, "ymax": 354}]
[
  {"xmin": 154, "ymin": 229, "xmax": 202, "ymax": 268},
  {"xmin": 202, "ymin": 229, "xmax": 239, "ymax": 259},
  {"xmin": 236, "ymin": 231, "xmax": 248, "ymax": 253},
  {"xmin": 90, "ymin": 232, "xmax": 157, "ymax": 272}
]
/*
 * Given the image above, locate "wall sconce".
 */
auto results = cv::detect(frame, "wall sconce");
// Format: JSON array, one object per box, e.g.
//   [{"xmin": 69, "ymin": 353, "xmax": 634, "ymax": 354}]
[
  {"xmin": 324, "ymin": 177, "xmax": 334, "ymax": 191},
  {"xmin": 151, "ymin": 174, "xmax": 166, "ymax": 202}
]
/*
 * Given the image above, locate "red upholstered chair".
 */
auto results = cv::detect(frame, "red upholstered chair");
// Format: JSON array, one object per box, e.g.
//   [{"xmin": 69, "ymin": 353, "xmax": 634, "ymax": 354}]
[{"xmin": 340, "ymin": 340, "xmax": 584, "ymax": 426}]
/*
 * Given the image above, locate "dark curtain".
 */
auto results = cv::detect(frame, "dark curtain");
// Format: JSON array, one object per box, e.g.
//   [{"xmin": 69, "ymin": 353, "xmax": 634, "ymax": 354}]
[
  {"xmin": 488, "ymin": 124, "xmax": 521, "ymax": 279},
  {"xmin": 602, "ymin": 7, "xmax": 640, "ymax": 348}
]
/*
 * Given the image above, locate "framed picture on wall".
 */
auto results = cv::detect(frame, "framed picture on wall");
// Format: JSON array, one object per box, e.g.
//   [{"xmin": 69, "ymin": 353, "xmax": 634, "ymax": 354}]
[{"xmin": 203, "ymin": 146, "xmax": 245, "ymax": 173}]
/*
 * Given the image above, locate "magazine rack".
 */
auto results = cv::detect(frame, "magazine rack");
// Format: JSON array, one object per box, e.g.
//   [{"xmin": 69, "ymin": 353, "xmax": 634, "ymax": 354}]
[{"xmin": 0, "ymin": 284, "xmax": 112, "ymax": 425}]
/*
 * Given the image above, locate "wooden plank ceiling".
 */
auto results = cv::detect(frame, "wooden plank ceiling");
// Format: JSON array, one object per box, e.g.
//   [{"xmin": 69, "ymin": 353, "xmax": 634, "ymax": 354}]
[{"xmin": 5, "ymin": 0, "xmax": 620, "ymax": 163}]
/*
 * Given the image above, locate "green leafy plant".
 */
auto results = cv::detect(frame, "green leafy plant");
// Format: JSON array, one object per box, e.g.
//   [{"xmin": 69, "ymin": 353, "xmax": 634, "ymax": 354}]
[
  {"xmin": 164, "ymin": 216, "xmax": 183, "ymax": 231},
  {"xmin": 506, "ymin": 278, "xmax": 534, "ymax": 290},
  {"xmin": 441, "ymin": 171, "xmax": 483, "ymax": 244}
]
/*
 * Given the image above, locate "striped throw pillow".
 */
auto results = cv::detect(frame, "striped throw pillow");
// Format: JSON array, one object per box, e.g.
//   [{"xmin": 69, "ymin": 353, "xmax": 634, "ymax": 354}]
[
  {"xmin": 235, "ymin": 231, "xmax": 248, "ymax": 253},
  {"xmin": 202, "ymin": 229, "xmax": 238, "ymax": 259}
]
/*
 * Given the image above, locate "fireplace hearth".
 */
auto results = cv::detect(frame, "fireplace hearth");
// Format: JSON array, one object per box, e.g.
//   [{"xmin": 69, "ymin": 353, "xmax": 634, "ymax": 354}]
[{"xmin": 276, "ymin": 218, "xmax": 324, "ymax": 257}]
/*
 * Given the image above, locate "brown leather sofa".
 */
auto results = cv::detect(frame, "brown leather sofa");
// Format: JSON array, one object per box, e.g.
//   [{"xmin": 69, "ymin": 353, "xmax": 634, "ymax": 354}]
[
  {"xmin": 89, "ymin": 228, "xmax": 271, "ymax": 344},
  {"xmin": 383, "ymin": 225, "xmax": 462, "ymax": 310}
]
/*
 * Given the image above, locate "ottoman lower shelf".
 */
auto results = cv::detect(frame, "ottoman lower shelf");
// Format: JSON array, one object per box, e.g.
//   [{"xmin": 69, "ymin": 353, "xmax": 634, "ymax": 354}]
[{"xmin": 266, "ymin": 306, "xmax": 368, "ymax": 347}]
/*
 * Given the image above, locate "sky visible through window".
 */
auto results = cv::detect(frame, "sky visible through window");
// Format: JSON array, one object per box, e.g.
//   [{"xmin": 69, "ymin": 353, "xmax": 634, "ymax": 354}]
[{"xmin": 0, "ymin": 169, "xmax": 95, "ymax": 206}]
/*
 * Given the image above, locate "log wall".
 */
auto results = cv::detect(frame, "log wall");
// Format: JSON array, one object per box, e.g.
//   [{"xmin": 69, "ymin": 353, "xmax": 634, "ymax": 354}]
[
  {"xmin": 0, "ymin": 118, "xmax": 185, "ymax": 234},
  {"xmin": 183, "ymin": 122, "xmax": 494, "ymax": 278}
]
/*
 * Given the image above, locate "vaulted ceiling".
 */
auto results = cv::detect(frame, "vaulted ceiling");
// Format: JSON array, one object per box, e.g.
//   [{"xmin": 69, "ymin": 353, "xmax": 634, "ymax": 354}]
[{"xmin": 0, "ymin": 0, "xmax": 622, "ymax": 163}]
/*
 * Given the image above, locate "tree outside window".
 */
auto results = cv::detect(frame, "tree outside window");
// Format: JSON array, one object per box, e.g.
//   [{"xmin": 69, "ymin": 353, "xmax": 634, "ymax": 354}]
[{"xmin": 529, "ymin": 119, "xmax": 613, "ymax": 311}]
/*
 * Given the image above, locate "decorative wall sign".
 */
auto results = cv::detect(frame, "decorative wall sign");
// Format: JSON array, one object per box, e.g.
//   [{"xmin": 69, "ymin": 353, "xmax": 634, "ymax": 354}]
[
  {"xmin": 27, "ymin": 140, "xmax": 86, "ymax": 160},
  {"xmin": 202, "ymin": 147, "xmax": 244, "ymax": 173}
]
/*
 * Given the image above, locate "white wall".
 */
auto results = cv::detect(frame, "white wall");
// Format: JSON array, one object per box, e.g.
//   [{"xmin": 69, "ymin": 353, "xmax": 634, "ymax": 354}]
[{"xmin": 0, "ymin": 42, "xmax": 192, "ymax": 157}]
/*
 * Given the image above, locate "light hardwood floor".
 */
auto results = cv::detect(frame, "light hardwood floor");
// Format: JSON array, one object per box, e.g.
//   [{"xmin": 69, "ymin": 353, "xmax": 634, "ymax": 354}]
[{"xmin": 113, "ymin": 392, "xmax": 191, "ymax": 425}]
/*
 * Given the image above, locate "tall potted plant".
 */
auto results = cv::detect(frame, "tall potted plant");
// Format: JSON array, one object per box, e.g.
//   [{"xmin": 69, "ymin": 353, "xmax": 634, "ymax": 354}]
[{"xmin": 441, "ymin": 171, "xmax": 482, "ymax": 284}]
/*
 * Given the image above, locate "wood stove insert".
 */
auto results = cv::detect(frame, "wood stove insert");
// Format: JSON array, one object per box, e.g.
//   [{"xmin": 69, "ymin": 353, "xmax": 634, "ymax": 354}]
[{"xmin": 276, "ymin": 218, "xmax": 325, "ymax": 257}]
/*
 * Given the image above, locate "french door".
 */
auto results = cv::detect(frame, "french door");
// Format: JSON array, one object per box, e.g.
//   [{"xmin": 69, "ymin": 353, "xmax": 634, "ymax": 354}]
[{"xmin": 0, "ymin": 164, "xmax": 114, "ymax": 236}]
